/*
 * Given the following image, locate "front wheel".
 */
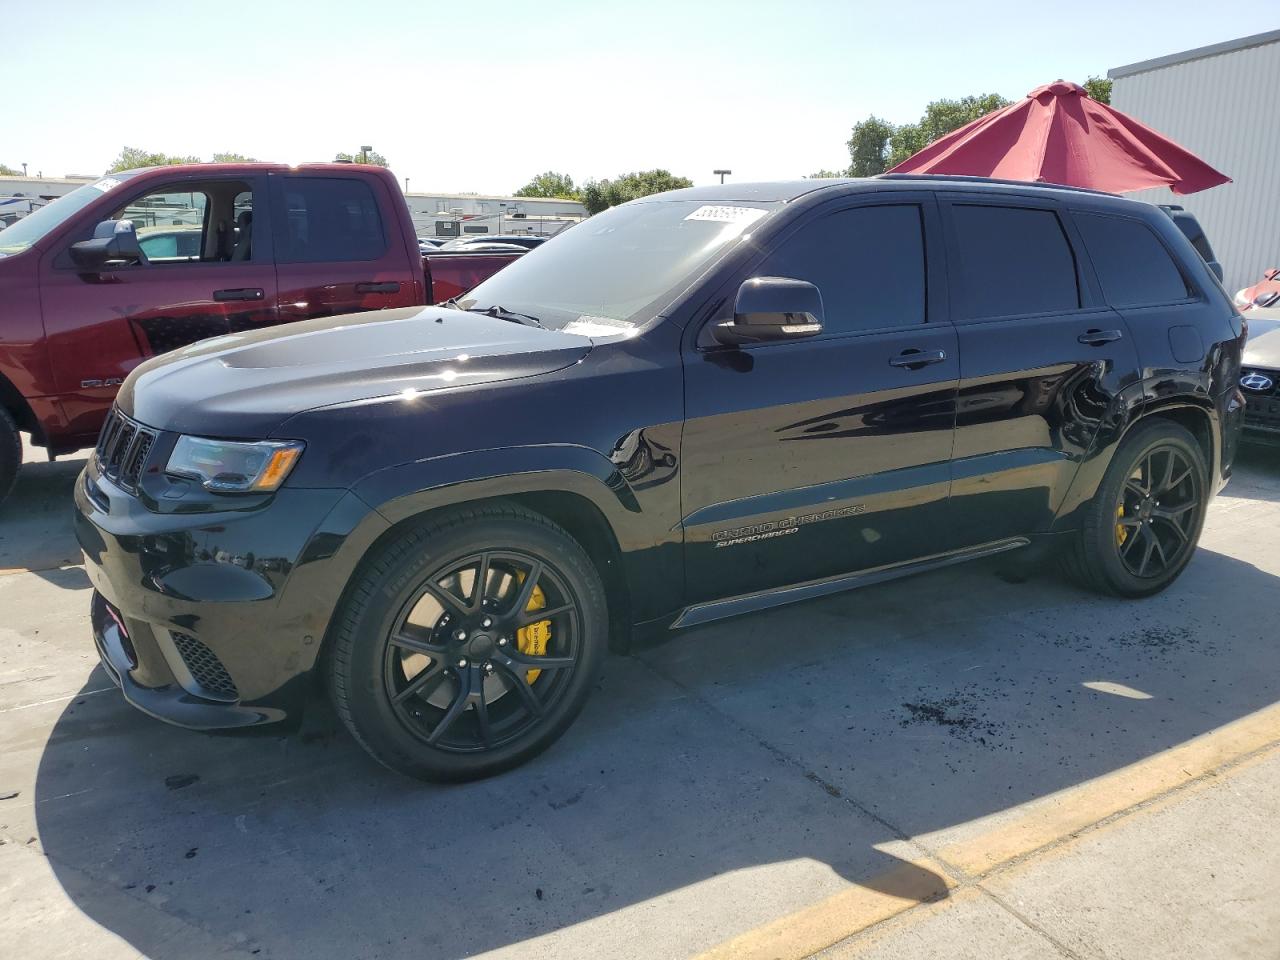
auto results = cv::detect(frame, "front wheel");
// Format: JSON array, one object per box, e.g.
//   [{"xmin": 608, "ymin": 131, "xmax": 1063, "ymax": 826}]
[
  {"xmin": 1062, "ymin": 419, "xmax": 1209, "ymax": 598},
  {"xmin": 328, "ymin": 503, "xmax": 607, "ymax": 782},
  {"xmin": 0, "ymin": 406, "xmax": 20, "ymax": 511}
]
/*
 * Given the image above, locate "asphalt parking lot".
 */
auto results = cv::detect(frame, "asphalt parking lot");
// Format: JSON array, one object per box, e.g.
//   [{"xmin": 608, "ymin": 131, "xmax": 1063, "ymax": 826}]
[{"xmin": 3, "ymin": 438, "xmax": 1280, "ymax": 960}]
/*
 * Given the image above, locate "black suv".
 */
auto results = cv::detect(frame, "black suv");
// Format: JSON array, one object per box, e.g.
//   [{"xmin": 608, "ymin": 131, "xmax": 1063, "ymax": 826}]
[{"xmin": 74, "ymin": 176, "xmax": 1246, "ymax": 781}]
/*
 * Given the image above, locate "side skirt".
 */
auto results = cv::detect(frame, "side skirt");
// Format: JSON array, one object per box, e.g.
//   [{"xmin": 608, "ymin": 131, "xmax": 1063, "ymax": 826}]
[{"xmin": 670, "ymin": 537, "xmax": 1030, "ymax": 630}]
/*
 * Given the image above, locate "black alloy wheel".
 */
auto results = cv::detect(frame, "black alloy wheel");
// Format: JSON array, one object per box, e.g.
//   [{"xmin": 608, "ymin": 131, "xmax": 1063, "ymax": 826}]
[
  {"xmin": 1062, "ymin": 419, "xmax": 1209, "ymax": 598},
  {"xmin": 329, "ymin": 503, "xmax": 607, "ymax": 782},
  {"xmin": 1113, "ymin": 445, "xmax": 1201, "ymax": 579},
  {"xmin": 383, "ymin": 550, "xmax": 581, "ymax": 753}
]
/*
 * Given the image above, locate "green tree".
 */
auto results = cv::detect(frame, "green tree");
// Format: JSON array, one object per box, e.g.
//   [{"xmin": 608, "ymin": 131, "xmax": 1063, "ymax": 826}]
[
  {"xmin": 514, "ymin": 171, "xmax": 578, "ymax": 199},
  {"xmin": 806, "ymin": 169, "xmax": 846, "ymax": 179},
  {"xmin": 107, "ymin": 146, "xmax": 201, "ymax": 173},
  {"xmin": 579, "ymin": 169, "xmax": 693, "ymax": 215},
  {"xmin": 1082, "ymin": 75, "xmax": 1112, "ymax": 105},
  {"xmin": 846, "ymin": 115, "xmax": 894, "ymax": 177},
  {"xmin": 336, "ymin": 150, "xmax": 389, "ymax": 166},
  {"xmin": 0, "ymin": 163, "xmax": 19, "ymax": 176},
  {"xmin": 211, "ymin": 151, "xmax": 257, "ymax": 163},
  {"xmin": 886, "ymin": 93, "xmax": 1010, "ymax": 168}
]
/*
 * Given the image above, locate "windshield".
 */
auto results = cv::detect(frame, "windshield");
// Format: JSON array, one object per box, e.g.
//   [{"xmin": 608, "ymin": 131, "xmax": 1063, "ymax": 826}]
[
  {"xmin": 0, "ymin": 176, "xmax": 130, "ymax": 257},
  {"xmin": 456, "ymin": 199, "xmax": 778, "ymax": 332}
]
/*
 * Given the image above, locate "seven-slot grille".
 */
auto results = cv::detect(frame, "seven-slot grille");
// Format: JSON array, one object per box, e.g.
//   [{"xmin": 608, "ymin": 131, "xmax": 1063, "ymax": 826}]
[
  {"xmin": 1241, "ymin": 368, "xmax": 1280, "ymax": 433},
  {"xmin": 95, "ymin": 409, "xmax": 158, "ymax": 490}
]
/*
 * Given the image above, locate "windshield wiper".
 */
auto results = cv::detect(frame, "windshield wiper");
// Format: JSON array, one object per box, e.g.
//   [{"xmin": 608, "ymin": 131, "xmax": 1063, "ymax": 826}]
[{"xmin": 466, "ymin": 304, "xmax": 545, "ymax": 329}]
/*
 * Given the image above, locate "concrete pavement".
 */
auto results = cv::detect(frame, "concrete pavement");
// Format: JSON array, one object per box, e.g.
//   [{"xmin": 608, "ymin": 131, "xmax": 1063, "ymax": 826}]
[{"xmin": 2, "ymin": 439, "xmax": 1280, "ymax": 959}]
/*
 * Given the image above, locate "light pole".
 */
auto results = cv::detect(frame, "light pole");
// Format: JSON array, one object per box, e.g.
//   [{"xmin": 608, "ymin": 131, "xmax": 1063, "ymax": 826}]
[
  {"xmin": 360, "ymin": 145, "xmax": 373, "ymax": 164},
  {"xmin": 498, "ymin": 203, "xmax": 505, "ymax": 234},
  {"xmin": 21, "ymin": 162, "xmax": 28, "ymax": 177},
  {"xmin": 404, "ymin": 177, "xmax": 410, "ymax": 193},
  {"xmin": 713, "ymin": 168, "xmax": 732, "ymax": 184}
]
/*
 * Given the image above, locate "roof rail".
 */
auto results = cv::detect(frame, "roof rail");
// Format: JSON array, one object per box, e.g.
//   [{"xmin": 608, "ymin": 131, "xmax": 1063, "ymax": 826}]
[{"xmin": 877, "ymin": 173, "xmax": 1115, "ymax": 197}]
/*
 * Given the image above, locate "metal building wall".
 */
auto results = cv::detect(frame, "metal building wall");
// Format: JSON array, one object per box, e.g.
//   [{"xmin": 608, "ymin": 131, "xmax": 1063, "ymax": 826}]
[{"xmin": 1111, "ymin": 34, "xmax": 1280, "ymax": 294}]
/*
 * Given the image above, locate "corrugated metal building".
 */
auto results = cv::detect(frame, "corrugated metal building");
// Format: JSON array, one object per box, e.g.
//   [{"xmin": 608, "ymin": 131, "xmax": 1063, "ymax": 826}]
[{"xmin": 1110, "ymin": 28, "xmax": 1280, "ymax": 295}]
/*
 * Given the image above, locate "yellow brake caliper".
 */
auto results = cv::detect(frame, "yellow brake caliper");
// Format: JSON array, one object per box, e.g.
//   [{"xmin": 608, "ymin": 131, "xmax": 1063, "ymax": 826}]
[
  {"xmin": 1116, "ymin": 502, "xmax": 1128, "ymax": 547},
  {"xmin": 516, "ymin": 579, "xmax": 551, "ymax": 684}
]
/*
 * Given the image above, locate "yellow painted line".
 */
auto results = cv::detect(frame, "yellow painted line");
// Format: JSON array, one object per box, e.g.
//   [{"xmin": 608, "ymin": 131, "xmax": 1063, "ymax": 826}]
[
  {"xmin": 694, "ymin": 700, "xmax": 1280, "ymax": 960},
  {"xmin": 693, "ymin": 858, "xmax": 954, "ymax": 960},
  {"xmin": 935, "ymin": 699, "xmax": 1280, "ymax": 876}
]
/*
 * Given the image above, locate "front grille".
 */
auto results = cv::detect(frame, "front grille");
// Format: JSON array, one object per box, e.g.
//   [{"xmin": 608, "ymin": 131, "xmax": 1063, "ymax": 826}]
[
  {"xmin": 95, "ymin": 409, "xmax": 158, "ymax": 491},
  {"xmin": 1240, "ymin": 368, "xmax": 1280, "ymax": 433},
  {"xmin": 171, "ymin": 632, "xmax": 240, "ymax": 701}
]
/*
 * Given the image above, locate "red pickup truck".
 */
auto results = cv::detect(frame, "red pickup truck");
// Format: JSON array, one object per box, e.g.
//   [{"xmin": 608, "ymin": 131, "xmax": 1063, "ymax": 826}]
[{"xmin": 0, "ymin": 162, "xmax": 522, "ymax": 502}]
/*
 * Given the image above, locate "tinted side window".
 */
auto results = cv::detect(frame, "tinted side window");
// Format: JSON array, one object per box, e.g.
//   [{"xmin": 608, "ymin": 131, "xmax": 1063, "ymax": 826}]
[
  {"xmin": 1075, "ymin": 213, "xmax": 1189, "ymax": 306},
  {"xmin": 950, "ymin": 205, "xmax": 1079, "ymax": 319},
  {"xmin": 758, "ymin": 204, "xmax": 926, "ymax": 335},
  {"xmin": 275, "ymin": 177, "xmax": 386, "ymax": 263}
]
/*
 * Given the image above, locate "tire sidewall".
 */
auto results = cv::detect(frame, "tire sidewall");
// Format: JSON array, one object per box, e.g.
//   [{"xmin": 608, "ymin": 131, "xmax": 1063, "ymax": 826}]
[
  {"xmin": 1087, "ymin": 422, "xmax": 1208, "ymax": 597},
  {"xmin": 0, "ymin": 407, "xmax": 20, "ymax": 510},
  {"xmin": 335, "ymin": 513, "xmax": 607, "ymax": 782}
]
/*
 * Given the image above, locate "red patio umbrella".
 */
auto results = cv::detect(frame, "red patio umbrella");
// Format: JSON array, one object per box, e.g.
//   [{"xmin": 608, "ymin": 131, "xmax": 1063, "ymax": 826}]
[{"xmin": 887, "ymin": 81, "xmax": 1229, "ymax": 195}]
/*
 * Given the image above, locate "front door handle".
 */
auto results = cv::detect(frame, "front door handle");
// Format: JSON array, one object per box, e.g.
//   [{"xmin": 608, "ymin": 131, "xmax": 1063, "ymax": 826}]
[
  {"xmin": 889, "ymin": 348, "xmax": 947, "ymax": 370},
  {"xmin": 1078, "ymin": 328, "xmax": 1123, "ymax": 346},
  {"xmin": 355, "ymin": 281, "xmax": 402, "ymax": 294},
  {"xmin": 213, "ymin": 287, "xmax": 265, "ymax": 302}
]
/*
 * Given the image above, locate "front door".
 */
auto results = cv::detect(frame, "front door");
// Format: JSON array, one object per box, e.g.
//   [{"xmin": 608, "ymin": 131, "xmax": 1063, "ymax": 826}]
[
  {"xmin": 40, "ymin": 175, "xmax": 278, "ymax": 439},
  {"xmin": 268, "ymin": 172, "xmax": 419, "ymax": 323},
  {"xmin": 680, "ymin": 197, "xmax": 959, "ymax": 604}
]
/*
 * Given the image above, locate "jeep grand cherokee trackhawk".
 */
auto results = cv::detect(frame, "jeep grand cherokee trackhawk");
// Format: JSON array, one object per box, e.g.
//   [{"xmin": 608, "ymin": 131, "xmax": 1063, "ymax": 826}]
[{"xmin": 75, "ymin": 176, "xmax": 1246, "ymax": 782}]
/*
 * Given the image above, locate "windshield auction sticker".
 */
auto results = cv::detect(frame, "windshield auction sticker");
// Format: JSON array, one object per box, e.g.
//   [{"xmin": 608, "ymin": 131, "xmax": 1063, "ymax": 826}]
[
  {"xmin": 90, "ymin": 177, "xmax": 123, "ymax": 193},
  {"xmin": 683, "ymin": 205, "xmax": 768, "ymax": 225}
]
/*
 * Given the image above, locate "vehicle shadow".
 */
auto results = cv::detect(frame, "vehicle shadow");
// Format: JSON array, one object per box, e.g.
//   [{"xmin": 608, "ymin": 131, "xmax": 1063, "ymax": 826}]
[
  {"xmin": 0, "ymin": 447, "xmax": 89, "ymax": 580},
  {"xmin": 29, "ymin": 546, "xmax": 1280, "ymax": 959}
]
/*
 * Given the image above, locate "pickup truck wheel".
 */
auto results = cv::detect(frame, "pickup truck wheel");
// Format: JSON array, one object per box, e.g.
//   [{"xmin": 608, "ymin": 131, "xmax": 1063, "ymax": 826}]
[
  {"xmin": 1062, "ymin": 419, "xmax": 1208, "ymax": 598},
  {"xmin": 328, "ymin": 503, "xmax": 607, "ymax": 782},
  {"xmin": 0, "ymin": 407, "xmax": 20, "ymax": 509}
]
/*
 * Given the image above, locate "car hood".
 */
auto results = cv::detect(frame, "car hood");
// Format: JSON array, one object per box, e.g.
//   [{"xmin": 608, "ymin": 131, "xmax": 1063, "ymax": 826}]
[
  {"xmin": 1244, "ymin": 314, "xmax": 1280, "ymax": 370},
  {"xmin": 117, "ymin": 305, "xmax": 592, "ymax": 438}
]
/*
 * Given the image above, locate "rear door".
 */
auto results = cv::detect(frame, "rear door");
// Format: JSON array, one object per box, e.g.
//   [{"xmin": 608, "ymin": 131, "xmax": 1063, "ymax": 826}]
[
  {"xmin": 938, "ymin": 195, "xmax": 1142, "ymax": 545},
  {"xmin": 269, "ymin": 173, "xmax": 419, "ymax": 323},
  {"xmin": 39, "ymin": 174, "xmax": 277, "ymax": 438},
  {"xmin": 680, "ymin": 195, "xmax": 960, "ymax": 604}
]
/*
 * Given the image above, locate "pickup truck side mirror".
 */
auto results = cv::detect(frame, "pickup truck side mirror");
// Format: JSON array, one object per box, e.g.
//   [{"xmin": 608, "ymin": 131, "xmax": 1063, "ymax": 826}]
[
  {"xmin": 69, "ymin": 220, "xmax": 144, "ymax": 270},
  {"xmin": 1264, "ymin": 267, "xmax": 1280, "ymax": 281},
  {"xmin": 711, "ymin": 276, "xmax": 824, "ymax": 346}
]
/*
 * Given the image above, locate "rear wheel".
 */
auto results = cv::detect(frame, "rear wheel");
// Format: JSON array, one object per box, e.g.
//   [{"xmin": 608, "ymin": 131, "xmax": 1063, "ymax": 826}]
[
  {"xmin": 1062, "ymin": 419, "xmax": 1208, "ymax": 597},
  {"xmin": 0, "ymin": 407, "xmax": 20, "ymax": 510},
  {"xmin": 328, "ymin": 503, "xmax": 607, "ymax": 782}
]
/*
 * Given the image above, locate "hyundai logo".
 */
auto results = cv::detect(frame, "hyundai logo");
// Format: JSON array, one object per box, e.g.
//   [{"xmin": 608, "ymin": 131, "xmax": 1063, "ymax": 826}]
[{"xmin": 1241, "ymin": 372, "xmax": 1275, "ymax": 392}]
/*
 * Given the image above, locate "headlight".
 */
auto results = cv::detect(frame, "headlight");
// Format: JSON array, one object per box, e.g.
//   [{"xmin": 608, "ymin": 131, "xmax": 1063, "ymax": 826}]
[{"xmin": 166, "ymin": 436, "xmax": 304, "ymax": 493}]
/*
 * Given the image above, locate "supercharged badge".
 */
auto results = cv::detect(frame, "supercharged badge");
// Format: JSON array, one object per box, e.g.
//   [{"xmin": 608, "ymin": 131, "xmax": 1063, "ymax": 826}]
[{"xmin": 712, "ymin": 504, "xmax": 865, "ymax": 548}]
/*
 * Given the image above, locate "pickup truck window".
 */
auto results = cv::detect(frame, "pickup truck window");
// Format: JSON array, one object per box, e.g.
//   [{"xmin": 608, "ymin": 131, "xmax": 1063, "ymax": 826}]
[
  {"xmin": 458, "ymin": 199, "xmax": 778, "ymax": 330},
  {"xmin": 110, "ymin": 179, "xmax": 254, "ymax": 264},
  {"xmin": 274, "ymin": 177, "xmax": 386, "ymax": 263},
  {"xmin": 0, "ymin": 176, "xmax": 136, "ymax": 256},
  {"xmin": 756, "ymin": 204, "xmax": 927, "ymax": 334}
]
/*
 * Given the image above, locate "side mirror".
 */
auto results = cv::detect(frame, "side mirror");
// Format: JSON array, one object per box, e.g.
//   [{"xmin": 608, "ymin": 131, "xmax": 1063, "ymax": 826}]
[
  {"xmin": 712, "ymin": 276, "xmax": 824, "ymax": 346},
  {"xmin": 1264, "ymin": 267, "xmax": 1280, "ymax": 281},
  {"xmin": 69, "ymin": 220, "xmax": 144, "ymax": 270}
]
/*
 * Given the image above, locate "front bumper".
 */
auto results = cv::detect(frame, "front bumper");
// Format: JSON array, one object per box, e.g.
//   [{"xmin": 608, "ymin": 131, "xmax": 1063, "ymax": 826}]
[{"xmin": 75, "ymin": 456, "xmax": 371, "ymax": 730}]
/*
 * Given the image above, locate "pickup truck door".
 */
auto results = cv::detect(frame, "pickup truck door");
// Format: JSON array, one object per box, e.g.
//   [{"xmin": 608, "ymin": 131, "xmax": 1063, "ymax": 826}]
[
  {"xmin": 680, "ymin": 196, "xmax": 960, "ymax": 604},
  {"xmin": 268, "ymin": 172, "xmax": 420, "ymax": 323},
  {"xmin": 39, "ymin": 174, "xmax": 278, "ymax": 440}
]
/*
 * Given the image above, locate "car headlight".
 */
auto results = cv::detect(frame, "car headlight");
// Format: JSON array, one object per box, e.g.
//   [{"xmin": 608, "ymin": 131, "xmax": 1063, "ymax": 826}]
[{"xmin": 165, "ymin": 436, "xmax": 304, "ymax": 493}]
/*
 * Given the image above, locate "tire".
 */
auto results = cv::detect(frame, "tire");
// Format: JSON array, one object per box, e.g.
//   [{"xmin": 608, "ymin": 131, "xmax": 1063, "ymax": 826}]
[
  {"xmin": 0, "ymin": 406, "xmax": 20, "ymax": 511},
  {"xmin": 1061, "ymin": 419, "xmax": 1209, "ymax": 598},
  {"xmin": 328, "ymin": 502, "xmax": 608, "ymax": 782}
]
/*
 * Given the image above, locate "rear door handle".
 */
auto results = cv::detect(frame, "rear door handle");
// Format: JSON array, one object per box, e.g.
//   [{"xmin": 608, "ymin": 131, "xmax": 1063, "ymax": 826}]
[
  {"xmin": 355, "ymin": 281, "xmax": 402, "ymax": 294},
  {"xmin": 213, "ymin": 287, "xmax": 265, "ymax": 302},
  {"xmin": 1078, "ymin": 328, "xmax": 1123, "ymax": 346},
  {"xmin": 889, "ymin": 348, "xmax": 947, "ymax": 369}
]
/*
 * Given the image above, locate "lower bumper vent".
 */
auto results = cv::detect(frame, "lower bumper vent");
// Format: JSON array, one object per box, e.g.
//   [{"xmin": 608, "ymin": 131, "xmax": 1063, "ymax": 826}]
[{"xmin": 171, "ymin": 632, "xmax": 239, "ymax": 701}]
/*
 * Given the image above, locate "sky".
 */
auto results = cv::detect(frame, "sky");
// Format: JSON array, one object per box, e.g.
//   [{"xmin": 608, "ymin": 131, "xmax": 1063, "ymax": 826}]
[{"xmin": 4, "ymin": 0, "xmax": 1277, "ymax": 195}]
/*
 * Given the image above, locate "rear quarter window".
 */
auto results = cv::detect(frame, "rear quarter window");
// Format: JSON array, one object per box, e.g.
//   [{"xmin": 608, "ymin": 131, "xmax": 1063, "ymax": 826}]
[{"xmin": 1074, "ymin": 213, "xmax": 1190, "ymax": 307}]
